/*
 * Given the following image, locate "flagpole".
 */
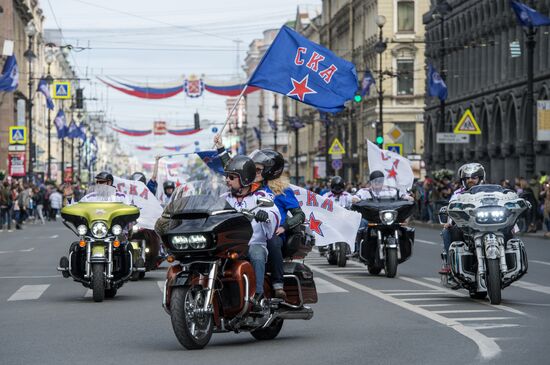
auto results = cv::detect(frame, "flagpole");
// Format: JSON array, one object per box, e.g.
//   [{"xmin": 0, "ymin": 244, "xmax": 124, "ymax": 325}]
[{"xmin": 218, "ymin": 84, "xmax": 249, "ymax": 136}]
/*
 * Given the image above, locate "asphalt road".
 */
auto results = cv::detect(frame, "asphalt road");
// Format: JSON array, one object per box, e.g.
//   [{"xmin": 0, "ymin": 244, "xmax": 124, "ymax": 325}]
[{"xmin": 1, "ymin": 221, "xmax": 549, "ymax": 365}]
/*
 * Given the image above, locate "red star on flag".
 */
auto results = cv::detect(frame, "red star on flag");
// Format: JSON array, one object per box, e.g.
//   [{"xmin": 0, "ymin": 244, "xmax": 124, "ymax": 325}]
[
  {"xmin": 309, "ymin": 212, "xmax": 324, "ymax": 237},
  {"xmin": 287, "ymin": 74, "xmax": 317, "ymax": 102},
  {"xmin": 386, "ymin": 166, "xmax": 398, "ymax": 180}
]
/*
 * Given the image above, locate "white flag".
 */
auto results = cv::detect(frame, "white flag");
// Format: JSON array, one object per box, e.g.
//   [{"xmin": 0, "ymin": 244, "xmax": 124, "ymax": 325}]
[
  {"xmin": 113, "ymin": 176, "xmax": 163, "ymax": 230},
  {"xmin": 367, "ymin": 140, "xmax": 414, "ymax": 192},
  {"xmin": 290, "ymin": 184, "xmax": 362, "ymax": 250}
]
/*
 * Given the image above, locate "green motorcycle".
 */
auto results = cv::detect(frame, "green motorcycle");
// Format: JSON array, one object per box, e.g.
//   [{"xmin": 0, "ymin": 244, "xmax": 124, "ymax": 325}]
[{"xmin": 57, "ymin": 185, "xmax": 141, "ymax": 302}]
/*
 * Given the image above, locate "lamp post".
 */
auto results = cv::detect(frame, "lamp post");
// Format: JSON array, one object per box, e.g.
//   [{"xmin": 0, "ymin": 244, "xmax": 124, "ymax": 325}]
[
  {"xmin": 524, "ymin": 25, "xmax": 536, "ymax": 176},
  {"xmin": 272, "ymin": 95, "xmax": 278, "ymax": 150},
  {"xmin": 45, "ymin": 44, "xmax": 56, "ymax": 181},
  {"xmin": 257, "ymin": 105, "xmax": 263, "ymax": 149},
  {"xmin": 24, "ymin": 20, "xmax": 37, "ymax": 178},
  {"xmin": 374, "ymin": 15, "xmax": 387, "ymax": 148},
  {"xmin": 294, "ymin": 122, "xmax": 299, "ymax": 184},
  {"xmin": 432, "ymin": 1, "xmax": 451, "ymax": 134}
]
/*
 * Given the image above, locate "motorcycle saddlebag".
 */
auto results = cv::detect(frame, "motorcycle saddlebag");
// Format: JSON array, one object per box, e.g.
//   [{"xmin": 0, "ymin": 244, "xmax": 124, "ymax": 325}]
[
  {"xmin": 283, "ymin": 225, "xmax": 313, "ymax": 259},
  {"xmin": 398, "ymin": 226, "xmax": 415, "ymax": 264},
  {"xmin": 502, "ymin": 239, "xmax": 528, "ymax": 288},
  {"xmin": 283, "ymin": 262, "xmax": 318, "ymax": 305}
]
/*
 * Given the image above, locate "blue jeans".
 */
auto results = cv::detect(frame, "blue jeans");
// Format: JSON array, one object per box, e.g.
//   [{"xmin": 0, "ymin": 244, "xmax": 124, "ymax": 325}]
[
  {"xmin": 0, "ymin": 207, "xmax": 11, "ymax": 229},
  {"xmin": 267, "ymin": 235, "xmax": 284, "ymax": 290},
  {"xmin": 441, "ymin": 228, "xmax": 451, "ymax": 261},
  {"xmin": 248, "ymin": 244, "xmax": 268, "ymax": 295}
]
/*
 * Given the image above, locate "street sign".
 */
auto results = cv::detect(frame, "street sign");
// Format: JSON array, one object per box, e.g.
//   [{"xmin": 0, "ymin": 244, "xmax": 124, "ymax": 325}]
[
  {"xmin": 331, "ymin": 159, "xmax": 343, "ymax": 170},
  {"xmin": 436, "ymin": 133, "xmax": 470, "ymax": 144},
  {"xmin": 8, "ymin": 145, "xmax": 26, "ymax": 151},
  {"xmin": 52, "ymin": 81, "xmax": 71, "ymax": 99},
  {"xmin": 9, "ymin": 126, "xmax": 27, "ymax": 144},
  {"xmin": 454, "ymin": 109, "xmax": 481, "ymax": 134},
  {"xmin": 328, "ymin": 138, "xmax": 345, "ymax": 154},
  {"xmin": 387, "ymin": 125, "xmax": 403, "ymax": 142},
  {"xmin": 8, "ymin": 152, "xmax": 26, "ymax": 177},
  {"xmin": 385, "ymin": 143, "xmax": 403, "ymax": 155},
  {"xmin": 537, "ymin": 100, "xmax": 550, "ymax": 141}
]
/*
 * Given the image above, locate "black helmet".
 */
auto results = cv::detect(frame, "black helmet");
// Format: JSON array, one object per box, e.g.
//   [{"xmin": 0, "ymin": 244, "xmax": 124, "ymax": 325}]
[
  {"xmin": 225, "ymin": 155, "xmax": 256, "ymax": 187},
  {"xmin": 131, "ymin": 172, "xmax": 146, "ymax": 184},
  {"xmin": 249, "ymin": 149, "xmax": 285, "ymax": 181},
  {"xmin": 330, "ymin": 176, "xmax": 345, "ymax": 194},
  {"xmin": 369, "ymin": 170, "xmax": 385, "ymax": 181},
  {"xmin": 458, "ymin": 163, "xmax": 485, "ymax": 188},
  {"xmin": 163, "ymin": 180, "xmax": 175, "ymax": 193},
  {"xmin": 95, "ymin": 171, "xmax": 113, "ymax": 185}
]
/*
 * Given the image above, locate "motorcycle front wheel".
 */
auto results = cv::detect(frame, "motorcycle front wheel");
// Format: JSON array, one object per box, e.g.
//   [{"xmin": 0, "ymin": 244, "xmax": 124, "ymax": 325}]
[
  {"xmin": 91, "ymin": 263, "xmax": 105, "ymax": 302},
  {"xmin": 385, "ymin": 247, "xmax": 398, "ymax": 278},
  {"xmin": 336, "ymin": 242, "xmax": 347, "ymax": 267},
  {"xmin": 170, "ymin": 286, "xmax": 213, "ymax": 350},
  {"xmin": 486, "ymin": 259, "xmax": 502, "ymax": 305}
]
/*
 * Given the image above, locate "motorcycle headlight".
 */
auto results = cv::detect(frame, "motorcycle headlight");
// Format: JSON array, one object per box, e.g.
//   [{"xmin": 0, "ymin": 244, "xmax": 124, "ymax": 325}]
[
  {"xmin": 379, "ymin": 210, "xmax": 397, "ymax": 225},
  {"xmin": 91, "ymin": 221, "xmax": 108, "ymax": 239},
  {"xmin": 475, "ymin": 207, "xmax": 507, "ymax": 224},
  {"xmin": 170, "ymin": 234, "xmax": 209, "ymax": 250},
  {"xmin": 76, "ymin": 224, "xmax": 87, "ymax": 236},
  {"xmin": 112, "ymin": 224, "xmax": 123, "ymax": 235}
]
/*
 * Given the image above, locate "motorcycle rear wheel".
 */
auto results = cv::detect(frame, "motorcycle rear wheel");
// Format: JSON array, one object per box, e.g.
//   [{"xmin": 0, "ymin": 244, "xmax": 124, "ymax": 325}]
[
  {"xmin": 170, "ymin": 286, "xmax": 213, "ymax": 350},
  {"xmin": 91, "ymin": 263, "xmax": 105, "ymax": 303},
  {"xmin": 486, "ymin": 259, "xmax": 502, "ymax": 305},
  {"xmin": 385, "ymin": 247, "xmax": 398, "ymax": 278},
  {"xmin": 251, "ymin": 318, "xmax": 284, "ymax": 340},
  {"xmin": 336, "ymin": 242, "xmax": 347, "ymax": 267},
  {"xmin": 367, "ymin": 265, "xmax": 382, "ymax": 275}
]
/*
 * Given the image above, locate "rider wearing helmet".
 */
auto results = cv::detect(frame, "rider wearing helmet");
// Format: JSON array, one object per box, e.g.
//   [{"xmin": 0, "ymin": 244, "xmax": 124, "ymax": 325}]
[
  {"xmin": 132, "ymin": 155, "xmax": 162, "ymax": 194},
  {"xmin": 439, "ymin": 163, "xmax": 485, "ymax": 274},
  {"xmin": 323, "ymin": 176, "xmax": 353, "ymax": 209},
  {"xmin": 222, "ymin": 155, "xmax": 280, "ymax": 309},
  {"xmin": 249, "ymin": 148, "xmax": 306, "ymax": 301},
  {"xmin": 77, "ymin": 171, "xmax": 130, "ymax": 204},
  {"xmin": 162, "ymin": 181, "xmax": 176, "ymax": 205},
  {"xmin": 95, "ymin": 171, "xmax": 114, "ymax": 186}
]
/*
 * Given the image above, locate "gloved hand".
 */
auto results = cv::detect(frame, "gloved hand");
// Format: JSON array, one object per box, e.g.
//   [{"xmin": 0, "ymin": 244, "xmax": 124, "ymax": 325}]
[{"xmin": 255, "ymin": 210, "xmax": 269, "ymax": 222}]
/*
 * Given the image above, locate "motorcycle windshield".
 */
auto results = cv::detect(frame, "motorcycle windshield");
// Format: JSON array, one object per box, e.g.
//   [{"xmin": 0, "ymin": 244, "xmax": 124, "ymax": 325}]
[
  {"xmin": 81, "ymin": 185, "xmax": 121, "ymax": 202},
  {"xmin": 167, "ymin": 176, "xmax": 233, "ymax": 217}
]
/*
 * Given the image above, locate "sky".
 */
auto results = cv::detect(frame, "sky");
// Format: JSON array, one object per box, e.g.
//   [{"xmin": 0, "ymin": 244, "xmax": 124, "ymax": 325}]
[{"xmin": 41, "ymin": 0, "xmax": 321, "ymax": 161}]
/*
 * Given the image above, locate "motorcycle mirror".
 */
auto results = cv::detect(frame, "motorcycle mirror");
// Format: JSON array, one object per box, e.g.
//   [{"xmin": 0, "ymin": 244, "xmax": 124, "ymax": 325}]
[
  {"xmin": 256, "ymin": 197, "xmax": 274, "ymax": 208},
  {"xmin": 438, "ymin": 206, "xmax": 448, "ymax": 225}
]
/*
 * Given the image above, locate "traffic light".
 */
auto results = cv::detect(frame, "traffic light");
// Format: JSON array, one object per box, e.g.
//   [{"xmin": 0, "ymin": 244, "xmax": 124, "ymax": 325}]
[
  {"xmin": 76, "ymin": 88, "xmax": 83, "ymax": 109},
  {"xmin": 375, "ymin": 122, "xmax": 384, "ymax": 147},
  {"xmin": 194, "ymin": 111, "xmax": 200, "ymax": 130},
  {"xmin": 354, "ymin": 93, "xmax": 362, "ymax": 103}
]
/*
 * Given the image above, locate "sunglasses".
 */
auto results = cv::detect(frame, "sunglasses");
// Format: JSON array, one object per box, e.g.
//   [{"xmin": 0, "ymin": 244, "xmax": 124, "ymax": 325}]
[
  {"xmin": 256, "ymin": 167, "xmax": 263, "ymax": 173},
  {"xmin": 225, "ymin": 174, "xmax": 239, "ymax": 181},
  {"xmin": 96, "ymin": 180, "xmax": 109, "ymax": 185}
]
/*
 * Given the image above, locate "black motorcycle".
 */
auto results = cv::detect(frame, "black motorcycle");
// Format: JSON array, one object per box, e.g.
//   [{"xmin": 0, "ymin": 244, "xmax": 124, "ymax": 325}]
[{"xmin": 352, "ymin": 189, "xmax": 415, "ymax": 277}]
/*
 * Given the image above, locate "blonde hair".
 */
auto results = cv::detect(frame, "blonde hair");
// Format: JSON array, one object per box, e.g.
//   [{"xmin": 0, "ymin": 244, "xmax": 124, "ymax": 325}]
[{"xmin": 267, "ymin": 175, "xmax": 290, "ymax": 196}]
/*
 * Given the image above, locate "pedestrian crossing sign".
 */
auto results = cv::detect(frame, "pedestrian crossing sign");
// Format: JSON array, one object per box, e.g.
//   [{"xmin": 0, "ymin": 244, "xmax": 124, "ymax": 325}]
[
  {"xmin": 385, "ymin": 143, "xmax": 403, "ymax": 155},
  {"xmin": 52, "ymin": 81, "xmax": 71, "ymax": 99},
  {"xmin": 9, "ymin": 126, "xmax": 27, "ymax": 144},
  {"xmin": 328, "ymin": 138, "xmax": 346, "ymax": 154},
  {"xmin": 454, "ymin": 109, "xmax": 481, "ymax": 135}
]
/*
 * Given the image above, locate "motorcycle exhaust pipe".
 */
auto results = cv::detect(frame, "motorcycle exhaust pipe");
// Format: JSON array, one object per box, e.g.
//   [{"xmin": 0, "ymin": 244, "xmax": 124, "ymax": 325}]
[{"xmin": 277, "ymin": 306, "xmax": 314, "ymax": 320}]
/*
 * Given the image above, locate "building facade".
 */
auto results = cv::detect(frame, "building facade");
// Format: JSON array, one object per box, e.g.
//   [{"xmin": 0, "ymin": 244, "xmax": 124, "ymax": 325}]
[{"xmin": 423, "ymin": 0, "xmax": 550, "ymax": 182}]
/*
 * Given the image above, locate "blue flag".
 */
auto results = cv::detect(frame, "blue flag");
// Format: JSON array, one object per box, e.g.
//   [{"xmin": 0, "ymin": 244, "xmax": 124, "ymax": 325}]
[
  {"xmin": 54, "ymin": 109, "xmax": 67, "ymax": 139},
  {"xmin": 0, "ymin": 55, "xmax": 19, "ymax": 92},
  {"xmin": 253, "ymin": 126, "xmax": 262, "ymax": 141},
  {"xmin": 196, "ymin": 150, "xmax": 225, "ymax": 175},
  {"xmin": 511, "ymin": 1, "xmax": 550, "ymax": 27},
  {"xmin": 78, "ymin": 123, "xmax": 87, "ymax": 142},
  {"xmin": 237, "ymin": 140, "xmax": 246, "ymax": 155},
  {"xmin": 288, "ymin": 116, "xmax": 305, "ymax": 130},
  {"xmin": 37, "ymin": 78, "xmax": 55, "ymax": 110},
  {"xmin": 361, "ymin": 70, "xmax": 375, "ymax": 97},
  {"xmin": 248, "ymin": 25, "xmax": 358, "ymax": 113},
  {"xmin": 267, "ymin": 118, "xmax": 278, "ymax": 131},
  {"xmin": 428, "ymin": 64, "xmax": 448, "ymax": 101},
  {"xmin": 67, "ymin": 121, "xmax": 80, "ymax": 139}
]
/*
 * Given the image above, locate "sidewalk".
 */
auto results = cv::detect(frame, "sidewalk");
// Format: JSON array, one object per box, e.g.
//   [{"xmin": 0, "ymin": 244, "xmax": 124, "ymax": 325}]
[{"xmin": 410, "ymin": 220, "xmax": 549, "ymax": 239}]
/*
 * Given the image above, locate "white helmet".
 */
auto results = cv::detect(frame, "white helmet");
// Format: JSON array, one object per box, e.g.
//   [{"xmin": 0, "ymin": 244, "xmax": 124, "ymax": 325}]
[{"xmin": 458, "ymin": 163, "xmax": 485, "ymax": 188}]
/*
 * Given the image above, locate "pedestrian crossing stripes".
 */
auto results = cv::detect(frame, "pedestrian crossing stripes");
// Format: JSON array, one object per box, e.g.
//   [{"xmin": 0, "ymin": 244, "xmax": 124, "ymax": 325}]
[{"xmin": 8, "ymin": 285, "xmax": 50, "ymax": 301}]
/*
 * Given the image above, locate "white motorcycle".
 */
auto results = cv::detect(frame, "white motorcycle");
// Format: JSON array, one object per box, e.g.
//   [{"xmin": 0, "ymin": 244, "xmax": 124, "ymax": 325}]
[{"xmin": 439, "ymin": 184, "xmax": 529, "ymax": 304}]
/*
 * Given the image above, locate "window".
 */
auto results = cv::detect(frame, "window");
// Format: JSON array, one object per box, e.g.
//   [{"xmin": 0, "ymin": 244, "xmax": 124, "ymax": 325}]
[
  {"xmin": 397, "ymin": 59, "xmax": 414, "ymax": 95},
  {"xmin": 398, "ymin": 1, "xmax": 415, "ymax": 32}
]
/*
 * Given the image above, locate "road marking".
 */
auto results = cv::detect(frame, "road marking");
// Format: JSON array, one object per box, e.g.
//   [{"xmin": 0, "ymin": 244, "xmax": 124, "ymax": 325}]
[
  {"xmin": 0, "ymin": 275, "xmax": 60, "ymax": 279},
  {"xmin": 315, "ymin": 277, "xmax": 348, "ymax": 294},
  {"xmin": 324, "ymin": 270, "xmax": 367, "ymax": 275},
  {"xmin": 418, "ymin": 304, "xmax": 454, "ymax": 308},
  {"xmin": 453, "ymin": 317, "xmax": 513, "ymax": 322},
  {"xmin": 0, "ymin": 248, "xmax": 35, "ymax": 254},
  {"xmin": 157, "ymin": 281, "xmax": 164, "ymax": 292},
  {"xmin": 382, "ymin": 289, "xmax": 440, "ymax": 292},
  {"xmin": 308, "ymin": 265, "xmax": 501, "ymax": 360},
  {"xmin": 531, "ymin": 260, "xmax": 550, "ymax": 266},
  {"xmin": 512, "ymin": 281, "xmax": 550, "ymax": 295},
  {"xmin": 402, "ymin": 297, "xmax": 455, "ymax": 302},
  {"xmin": 416, "ymin": 239, "xmax": 438, "ymax": 245},
  {"xmin": 84, "ymin": 289, "xmax": 92, "ymax": 298},
  {"xmin": 50, "ymin": 235, "xmax": 59, "ymax": 239},
  {"xmin": 417, "ymin": 277, "xmax": 527, "ymax": 316},
  {"xmin": 432, "ymin": 309, "xmax": 497, "ymax": 314},
  {"xmin": 8, "ymin": 285, "xmax": 50, "ymax": 301},
  {"xmin": 391, "ymin": 292, "xmax": 449, "ymax": 296},
  {"xmin": 471, "ymin": 324, "xmax": 521, "ymax": 330}
]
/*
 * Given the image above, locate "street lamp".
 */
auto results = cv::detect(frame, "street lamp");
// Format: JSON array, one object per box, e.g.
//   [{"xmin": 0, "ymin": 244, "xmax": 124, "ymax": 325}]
[
  {"xmin": 257, "ymin": 105, "xmax": 263, "ymax": 149},
  {"xmin": 272, "ymin": 95, "xmax": 279, "ymax": 150},
  {"xmin": 374, "ymin": 15, "xmax": 387, "ymax": 148},
  {"xmin": 45, "ymin": 43, "xmax": 56, "ymax": 181},
  {"xmin": 24, "ymin": 20, "xmax": 37, "ymax": 178},
  {"xmin": 432, "ymin": 1, "xmax": 450, "ymax": 134}
]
